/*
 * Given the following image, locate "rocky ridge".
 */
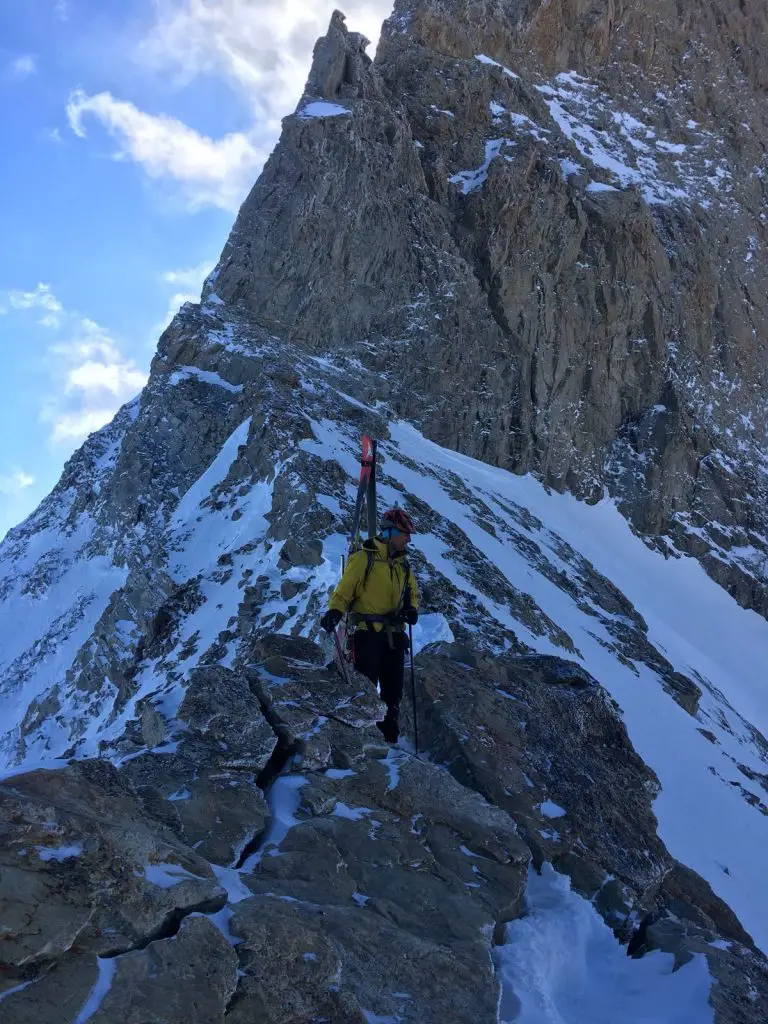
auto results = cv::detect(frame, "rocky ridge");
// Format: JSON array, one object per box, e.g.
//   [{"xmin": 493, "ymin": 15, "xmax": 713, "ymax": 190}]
[
  {"xmin": 1, "ymin": 1, "xmax": 768, "ymax": 1020},
  {"xmin": 3, "ymin": 636, "xmax": 767, "ymax": 1022},
  {"xmin": 211, "ymin": 3, "xmax": 768, "ymax": 615},
  {"xmin": 0, "ymin": 290, "xmax": 767, "ymax": 1019}
]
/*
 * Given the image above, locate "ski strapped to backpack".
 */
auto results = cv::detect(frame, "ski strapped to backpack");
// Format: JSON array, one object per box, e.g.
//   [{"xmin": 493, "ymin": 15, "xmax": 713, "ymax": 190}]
[
  {"xmin": 331, "ymin": 435, "xmax": 378, "ymax": 675},
  {"xmin": 365, "ymin": 438, "xmax": 377, "ymax": 543},
  {"xmin": 348, "ymin": 435, "xmax": 376, "ymax": 555}
]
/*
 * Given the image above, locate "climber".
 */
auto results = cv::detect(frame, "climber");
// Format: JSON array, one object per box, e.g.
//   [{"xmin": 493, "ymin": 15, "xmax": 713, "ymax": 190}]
[{"xmin": 320, "ymin": 508, "xmax": 419, "ymax": 743}]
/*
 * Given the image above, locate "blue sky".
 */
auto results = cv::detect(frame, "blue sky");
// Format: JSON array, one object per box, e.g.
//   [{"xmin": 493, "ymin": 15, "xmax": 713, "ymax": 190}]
[{"xmin": 0, "ymin": 0, "xmax": 390, "ymax": 539}]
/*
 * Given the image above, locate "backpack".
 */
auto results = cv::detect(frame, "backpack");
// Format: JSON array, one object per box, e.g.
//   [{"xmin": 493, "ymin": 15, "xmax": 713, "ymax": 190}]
[{"xmin": 359, "ymin": 538, "xmax": 413, "ymax": 614}]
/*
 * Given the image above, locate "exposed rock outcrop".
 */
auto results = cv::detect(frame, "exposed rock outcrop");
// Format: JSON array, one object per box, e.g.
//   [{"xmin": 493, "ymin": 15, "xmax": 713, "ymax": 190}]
[
  {"xmin": 2, "ymin": 639, "xmax": 766, "ymax": 1022},
  {"xmin": 207, "ymin": 5, "xmax": 768, "ymax": 615},
  {"xmin": 1, "ymin": 2, "xmax": 768, "ymax": 1021}
]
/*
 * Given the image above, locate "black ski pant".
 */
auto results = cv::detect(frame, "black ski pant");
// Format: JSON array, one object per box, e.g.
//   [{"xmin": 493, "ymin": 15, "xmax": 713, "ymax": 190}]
[{"xmin": 352, "ymin": 628, "xmax": 407, "ymax": 719}]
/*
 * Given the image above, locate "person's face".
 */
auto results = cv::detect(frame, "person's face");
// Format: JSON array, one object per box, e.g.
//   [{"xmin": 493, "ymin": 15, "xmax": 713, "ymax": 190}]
[{"xmin": 389, "ymin": 529, "xmax": 411, "ymax": 553}]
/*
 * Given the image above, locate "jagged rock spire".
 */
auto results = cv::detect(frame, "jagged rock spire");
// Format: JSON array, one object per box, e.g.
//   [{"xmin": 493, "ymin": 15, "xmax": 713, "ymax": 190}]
[
  {"xmin": 304, "ymin": 9, "xmax": 373, "ymax": 101},
  {"xmin": 203, "ymin": 0, "xmax": 768, "ymax": 617}
]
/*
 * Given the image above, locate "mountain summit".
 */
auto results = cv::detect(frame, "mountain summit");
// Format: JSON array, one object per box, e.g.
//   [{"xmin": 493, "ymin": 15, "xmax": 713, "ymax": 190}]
[
  {"xmin": 1, "ymin": 3, "xmax": 767, "ymax": 1021},
  {"xmin": 212, "ymin": 2, "xmax": 768, "ymax": 613}
]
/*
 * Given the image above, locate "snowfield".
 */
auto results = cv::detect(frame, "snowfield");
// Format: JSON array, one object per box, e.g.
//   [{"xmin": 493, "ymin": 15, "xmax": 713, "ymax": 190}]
[
  {"xmin": 302, "ymin": 415, "xmax": 768, "ymax": 955},
  {"xmin": 1, "ymin": 378, "xmax": 767, "ymax": 1010},
  {"xmin": 496, "ymin": 864, "xmax": 714, "ymax": 1023}
]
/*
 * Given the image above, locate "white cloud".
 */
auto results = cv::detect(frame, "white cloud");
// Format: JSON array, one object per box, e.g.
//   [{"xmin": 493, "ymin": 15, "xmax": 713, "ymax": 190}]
[
  {"xmin": 0, "ymin": 297, "xmax": 149, "ymax": 446},
  {"xmin": 66, "ymin": 89, "xmax": 265, "ymax": 211},
  {"xmin": 67, "ymin": 357, "xmax": 147, "ymax": 397},
  {"xmin": 0, "ymin": 285, "xmax": 147, "ymax": 521},
  {"xmin": 153, "ymin": 261, "xmax": 216, "ymax": 335},
  {"xmin": 47, "ymin": 408, "xmax": 123, "ymax": 444},
  {"xmin": 66, "ymin": 2, "xmax": 392, "ymax": 211},
  {"xmin": 9, "ymin": 55, "xmax": 37, "ymax": 79},
  {"xmin": 55, "ymin": 0, "xmax": 69, "ymax": 20},
  {"xmin": 162, "ymin": 260, "xmax": 216, "ymax": 291},
  {"xmin": 139, "ymin": 0, "xmax": 390, "ymax": 115},
  {"xmin": 0, "ymin": 283, "xmax": 63, "ymax": 328},
  {"xmin": 42, "ymin": 320, "xmax": 148, "ymax": 443},
  {"xmin": 0, "ymin": 470, "xmax": 35, "ymax": 495}
]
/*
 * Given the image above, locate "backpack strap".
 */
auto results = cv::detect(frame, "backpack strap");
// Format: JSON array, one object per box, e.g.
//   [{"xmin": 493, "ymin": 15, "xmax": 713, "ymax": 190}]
[
  {"xmin": 350, "ymin": 543, "xmax": 377, "ymax": 615},
  {"xmin": 362, "ymin": 547, "xmax": 376, "ymax": 590}
]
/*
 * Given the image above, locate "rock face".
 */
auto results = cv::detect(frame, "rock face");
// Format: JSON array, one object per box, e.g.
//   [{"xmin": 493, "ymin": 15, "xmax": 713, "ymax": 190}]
[
  {"xmin": 1, "ymin": 296, "xmax": 768, "ymax": 1016},
  {"xmin": 0, "ymin": 759, "xmax": 228, "ymax": 974},
  {"xmin": 210, "ymin": 3, "xmax": 768, "ymax": 615},
  {"xmin": 119, "ymin": 666, "xmax": 277, "ymax": 865},
  {"xmin": 3, "ymin": 639, "xmax": 766, "ymax": 1022},
  {"xmin": 1, "ymin": 2, "xmax": 768, "ymax": 1022}
]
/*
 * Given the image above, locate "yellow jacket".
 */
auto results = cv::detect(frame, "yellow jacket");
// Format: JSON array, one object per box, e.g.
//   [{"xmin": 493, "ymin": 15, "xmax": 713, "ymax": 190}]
[{"xmin": 329, "ymin": 539, "xmax": 419, "ymax": 632}]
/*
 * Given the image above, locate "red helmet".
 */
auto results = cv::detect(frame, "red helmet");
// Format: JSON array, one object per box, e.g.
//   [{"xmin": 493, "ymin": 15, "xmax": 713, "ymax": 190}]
[{"xmin": 380, "ymin": 507, "xmax": 417, "ymax": 535}]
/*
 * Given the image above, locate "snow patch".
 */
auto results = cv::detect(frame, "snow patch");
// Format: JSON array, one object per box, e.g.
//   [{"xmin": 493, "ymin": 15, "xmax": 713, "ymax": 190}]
[
  {"xmin": 325, "ymin": 767, "xmax": 357, "ymax": 779},
  {"xmin": 449, "ymin": 139, "xmax": 512, "ymax": 194},
  {"xmin": 241, "ymin": 774, "xmax": 307, "ymax": 871},
  {"xmin": 212, "ymin": 864, "xmax": 253, "ymax": 904},
  {"xmin": 560, "ymin": 158, "xmax": 583, "ymax": 178},
  {"xmin": 168, "ymin": 366, "xmax": 243, "ymax": 393},
  {"xmin": 539, "ymin": 800, "xmax": 567, "ymax": 819},
  {"xmin": 299, "ymin": 101, "xmax": 351, "ymax": 119},
  {"xmin": 0, "ymin": 980, "xmax": 37, "ymax": 1004},
  {"xmin": 72, "ymin": 957, "xmax": 117, "ymax": 1024},
  {"xmin": 495, "ymin": 864, "xmax": 714, "ymax": 1023},
  {"xmin": 333, "ymin": 802, "xmax": 374, "ymax": 821},
  {"xmin": 167, "ymin": 787, "xmax": 192, "ymax": 802},
  {"xmin": 475, "ymin": 53, "xmax": 519, "ymax": 79},
  {"xmin": 204, "ymin": 906, "xmax": 243, "ymax": 945},
  {"xmin": 380, "ymin": 748, "xmax": 406, "ymax": 791},
  {"xmin": 586, "ymin": 181, "xmax": 620, "ymax": 193},
  {"xmin": 534, "ymin": 73, "xmax": 717, "ymax": 205},
  {"xmin": 141, "ymin": 862, "xmax": 204, "ymax": 888},
  {"xmin": 35, "ymin": 843, "xmax": 83, "ymax": 861}
]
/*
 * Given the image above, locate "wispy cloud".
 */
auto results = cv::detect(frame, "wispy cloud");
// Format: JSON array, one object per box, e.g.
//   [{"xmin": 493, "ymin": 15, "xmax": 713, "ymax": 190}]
[
  {"xmin": 9, "ymin": 55, "xmax": 37, "ymax": 80},
  {"xmin": 162, "ymin": 261, "xmax": 216, "ymax": 291},
  {"xmin": 66, "ymin": 1, "xmax": 391, "ymax": 211},
  {"xmin": 1, "ymin": 282, "xmax": 147, "ymax": 445},
  {"xmin": 0, "ymin": 283, "xmax": 63, "ymax": 328},
  {"xmin": 67, "ymin": 89, "xmax": 265, "ymax": 211},
  {"xmin": 54, "ymin": 0, "xmax": 69, "ymax": 20},
  {"xmin": 139, "ymin": 0, "xmax": 389, "ymax": 113},
  {"xmin": 0, "ymin": 470, "xmax": 35, "ymax": 495},
  {"xmin": 159, "ymin": 260, "xmax": 216, "ymax": 329},
  {"xmin": 43, "ymin": 318, "xmax": 148, "ymax": 443}
]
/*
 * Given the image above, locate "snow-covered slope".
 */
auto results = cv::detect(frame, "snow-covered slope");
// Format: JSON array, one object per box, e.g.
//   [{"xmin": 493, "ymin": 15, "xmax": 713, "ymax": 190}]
[
  {"xmin": 3, "ymin": 6, "xmax": 768, "ymax": 1015},
  {"xmin": 1, "ymin": 302, "xmax": 766, "ymax": 962},
  {"xmin": 0, "ymin": 400, "xmax": 139, "ymax": 766},
  {"xmin": 310, "ymin": 409, "xmax": 768, "ymax": 954},
  {"xmin": 496, "ymin": 864, "xmax": 714, "ymax": 1023}
]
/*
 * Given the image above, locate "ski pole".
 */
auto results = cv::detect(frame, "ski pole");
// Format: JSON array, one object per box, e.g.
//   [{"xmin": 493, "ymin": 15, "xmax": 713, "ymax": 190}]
[{"xmin": 409, "ymin": 624, "xmax": 419, "ymax": 757}]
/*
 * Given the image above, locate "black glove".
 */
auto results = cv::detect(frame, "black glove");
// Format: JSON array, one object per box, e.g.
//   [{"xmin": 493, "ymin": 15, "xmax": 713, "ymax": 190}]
[
  {"xmin": 402, "ymin": 607, "xmax": 418, "ymax": 626},
  {"xmin": 320, "ymin": 608, "xmax": 343, "ymax": 633}
]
